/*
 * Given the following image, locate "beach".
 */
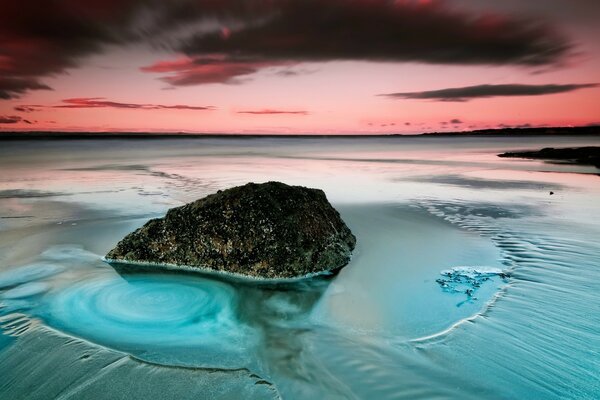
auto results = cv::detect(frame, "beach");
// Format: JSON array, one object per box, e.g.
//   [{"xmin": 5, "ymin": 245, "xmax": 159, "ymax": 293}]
[{"xmin": 1, "ymin": 135, "xmax": 599, "ymax": 399}]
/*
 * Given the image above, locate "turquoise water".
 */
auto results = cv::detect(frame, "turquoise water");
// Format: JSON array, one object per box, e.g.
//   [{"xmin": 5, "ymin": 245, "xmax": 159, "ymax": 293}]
[{"xmin": 0, "ymin": 136, "xmax": 599, "ymax": 399}]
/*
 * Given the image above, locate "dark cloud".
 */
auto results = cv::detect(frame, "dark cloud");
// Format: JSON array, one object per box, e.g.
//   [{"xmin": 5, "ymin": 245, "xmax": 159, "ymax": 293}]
[
  {"xmin": 0, "ymin": 1, "xmax": 150, "ymax": 99},
  {"xmin": 0, "ymin": 115, "xmax": 23, "ymax": 124},
  {"xmin": 14, "ymin": 105, "xmax": 41, "ymax": 113},
  {"xmin": 0, "ymin": 78, "xmax": 51, "ymax": 100},
  {"xmin": 0, "ymin": 0, "xmax": 286, "ymax": 96},
  {"xmin": 0, "ymin": 115, "xmax": 34, "ymax": 124},
  {"xmin": 180, "ymin": 1, "xmax": 571, "ymax": 65},
  {"xmin": 450, "ymin": 118, "xmax": 463, "ymax": 124},
  {"xmin": 275, "ymin": 69, "xmax": 300, "ymax": 78},
  {"xmin": 452, "ymin": 0, "xmax": 600, "ymax": 27},
  {"xmin": 146, "ymin": 0, "xmax": 574, "ymax": 86},
  {"xmin": 237, "ymin": 109, "xmax": 308, "ymax": 115},
  {"xmin": 0, "ymin": 0, "xmax": 577, "ymax": 95},
  {"xmin": 274, "ymin": 68, "xmax": 312, "ymax": 77},
  {"xmin": 380, "ymin": 83, "xmax": 598, "ymax": 101},
  {"xmin": 54, "ymin": 98, "xmax": 214, "ymax": 110}
]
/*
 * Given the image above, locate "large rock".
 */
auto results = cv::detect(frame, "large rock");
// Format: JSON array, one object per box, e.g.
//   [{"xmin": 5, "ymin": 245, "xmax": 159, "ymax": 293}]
[{"xmin": 105, "ymin": 182, "xmax": 356, "ymax": 280}]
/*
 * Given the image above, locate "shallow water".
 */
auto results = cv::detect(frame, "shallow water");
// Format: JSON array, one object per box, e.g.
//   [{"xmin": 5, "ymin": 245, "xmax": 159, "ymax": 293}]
[{"xmin": 0, "ymin": 135, "xmax": 599, "ymax": 399}]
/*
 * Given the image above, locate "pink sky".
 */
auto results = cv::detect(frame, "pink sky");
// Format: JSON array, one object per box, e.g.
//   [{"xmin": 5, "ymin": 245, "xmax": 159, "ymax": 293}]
[{"xmin": 1, "ymin": 0, "xmax": 599, "ymax": 134}]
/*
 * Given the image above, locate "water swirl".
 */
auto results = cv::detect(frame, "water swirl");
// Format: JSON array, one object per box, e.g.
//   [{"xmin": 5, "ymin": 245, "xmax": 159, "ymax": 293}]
[{"xmin": 42, "ymin": 274, "xmax": 257, "ymax": 367}]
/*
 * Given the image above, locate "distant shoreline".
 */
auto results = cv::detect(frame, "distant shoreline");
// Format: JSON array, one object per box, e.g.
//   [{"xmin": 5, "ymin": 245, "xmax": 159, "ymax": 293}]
[
  {"xmin": 498, "ymin": 146, "xmax": 600, "ymax": 169},
  {"xmin": 0, "ymin": 126, "xmax": 598, "ymax": 140}
]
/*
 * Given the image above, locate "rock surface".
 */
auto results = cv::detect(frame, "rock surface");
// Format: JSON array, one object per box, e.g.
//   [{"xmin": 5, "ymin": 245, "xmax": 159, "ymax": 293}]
[
  {"xmin": 498, "ymin": 146, "xmax": 600, "ymax": 169},
  {"xmin": 106, "ymin": 182, "xmax": 356, "ymax": 280}
]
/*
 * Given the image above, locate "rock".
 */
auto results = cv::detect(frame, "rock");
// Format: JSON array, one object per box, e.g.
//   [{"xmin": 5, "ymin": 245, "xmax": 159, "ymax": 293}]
[
  {"xmin": 498, "ymin": 146, "xmax": 600, "ymax": 169},
  {"xmin": 105, "ymin": 182, "xmax": 356, "ymax": 280}
]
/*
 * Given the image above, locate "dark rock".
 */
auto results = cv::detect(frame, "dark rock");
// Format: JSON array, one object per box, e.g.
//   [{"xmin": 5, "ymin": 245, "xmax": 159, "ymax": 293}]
[
  {"xmin": 105, "ymin": 182, "xmax": 356, "ymax": 280},
  {"xmin": 498, "ymin": 146, "xmax": 600, "ymax": 169}
]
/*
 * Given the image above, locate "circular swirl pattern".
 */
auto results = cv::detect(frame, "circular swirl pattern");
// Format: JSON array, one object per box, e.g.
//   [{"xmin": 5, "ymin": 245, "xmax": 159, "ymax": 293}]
[{"xmin": 43, "ymin": 274, "xmax": 256, "ymax": 367}]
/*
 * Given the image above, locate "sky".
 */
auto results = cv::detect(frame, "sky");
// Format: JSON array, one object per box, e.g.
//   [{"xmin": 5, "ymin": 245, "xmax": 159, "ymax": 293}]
[{"xmin": 0, "ymin": 0, "xmax": 599, "ymax": 134}]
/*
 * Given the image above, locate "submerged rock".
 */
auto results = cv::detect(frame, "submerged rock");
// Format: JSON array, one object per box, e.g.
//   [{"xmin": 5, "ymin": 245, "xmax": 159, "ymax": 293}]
[{"xmin": 105, "ymin": 182, "xmax": 356, "ymax": 280}]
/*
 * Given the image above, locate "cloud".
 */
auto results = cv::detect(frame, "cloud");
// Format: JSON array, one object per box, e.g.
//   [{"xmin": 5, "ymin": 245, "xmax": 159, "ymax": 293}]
[
  {"xmin": 450, "ymin": 118, "xmax": 463, "ymax": 124},
  {"xmin": 142, "ymin": 0, "xmax": 573, "ymax": 86},
  {"xmin": 0, "ymin": 1, "xmax": 286, "ymax": 95},
  {"xmin": 54, "ymin": 98, "xmax": 214, "ymax": 110},
  {"xmin": 273, "ymin": 67, "xmax": 317, "ymax": 78},
  {"xmin": 0, "ymin": 0, "xmax": 576, "ymax": 96},
  {"xmin": 0, "ymin": 78, "xmax": 51, "ymax": 100},
  {"xmin": 0, "ymin": 1, "xmax": 147, "ymax": 99},
  {"xmin": 14, "ymin": 105, "xmax": 40, "ymax": 113},
  {"xmin": 140, "ymin": 56, "xmax": 290, "ymax": 85},
  {"xmin": 236, "ymin": 109, "xmax": 308, "ymax": 115},
  {"xmin": 0, "ymin": 115, "xmax": 24, "ymax": 124},
  {"xmin": 180, "ymin": 1, "xmax": 571, "ymax": 66},
  {"xmin": 380, "ymin": 83, "xmax": 598, "ymax": 101}
]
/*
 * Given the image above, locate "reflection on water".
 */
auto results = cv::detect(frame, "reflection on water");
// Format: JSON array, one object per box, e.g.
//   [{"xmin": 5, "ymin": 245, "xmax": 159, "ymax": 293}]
[{"xmin": 0, "ymin": 136, "xmax": 599, "ymax": 399}]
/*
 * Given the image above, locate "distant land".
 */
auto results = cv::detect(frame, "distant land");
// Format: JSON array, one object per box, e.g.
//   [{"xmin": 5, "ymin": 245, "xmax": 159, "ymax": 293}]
[
  {"xmin": 499, "ymin": 146, "xmax": 600, "ymax": 169},
  {"xmin": 0, "ymin": 126, "xmax": 599, "ymax": 140}
]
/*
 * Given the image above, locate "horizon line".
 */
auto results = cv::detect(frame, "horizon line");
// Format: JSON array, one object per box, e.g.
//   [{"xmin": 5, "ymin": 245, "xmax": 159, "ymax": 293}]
[{"xmin": 0, "ymin": 125, "xmax": 599, "ymax": 139}]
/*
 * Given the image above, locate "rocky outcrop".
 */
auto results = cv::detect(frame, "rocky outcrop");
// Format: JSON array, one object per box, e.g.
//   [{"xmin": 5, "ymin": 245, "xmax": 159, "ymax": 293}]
[
  {"xmin": 498, "ymin": 146, "xmax": 600, "ymax": 169},
  {"xmin": 105, "ymin": 182, "xmax": 356, "ymax": 280}
]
